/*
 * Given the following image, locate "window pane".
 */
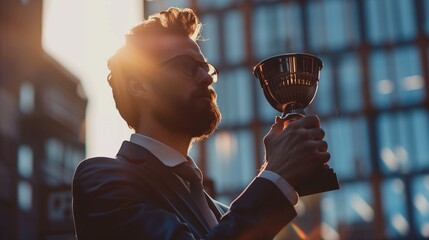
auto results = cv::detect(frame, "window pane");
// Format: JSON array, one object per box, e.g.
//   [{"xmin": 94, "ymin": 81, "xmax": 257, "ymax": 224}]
[
  {"xmin": 252, "ymin": 3, "xmax": 302, "ymax": 59},
  {"xmin": 311, "ymin": 57, "xmax": 334, "ymax": 115},
  {"xmin": 426, "ymin": 0, "xmax": 429, "ymax": 34},
  {"xmin": 393, "ymin": 46, "xmax": 424, "ymax": 104},
  {"xmin": 396, "ymin": 0, "xmax": 417, "ymax": 40},
  {"xmin": 365, "ymin": 0, "xmax": 417, "ymax": 44},
  {"xmin": 200, "ymin": 14, "xmax": 220, "ymax": 65},
  {"xmin": 411, "ymin": 175, "xmax": 429, "ymax": 238},
  {"xmin": 224, "ymin": 10, "xmax": 244, "ymax": 64},
  {"xmin": 215, "ymin": 68, "xmax": 253, "ymax": 126},
  {"xmin": 256, "ymin": 77, "xmax": 278, "ymax": 121},
  {"xmin": 365, "ymin": 0, "xmax": 390, "ymax": 44},
  {"xmin": 370, "ymin": 50, "xmax": 393, "ymax": 108},
  {"xmin": 324, "ymin": 117, "xmax": 371, "ymax": 179},
  {"xmin": 18, "ymin": 181, "xmax": 32, "ymax": 211},
  {"xmin": 189, "ymin": 143, "xmax": 200, "ymax": 165},
  {"xmin": 306, "ymin": 0, "xmax": 326, "ymax": 50},
  {"xmin": 323, "ymin": 0, "xmax": 344, "ymax": 49},
  {"xmin": 337, "ymin": 53, "xmax": 362, "ymax": 111},
  {"xmin": 377, "ymin": 112, "xmax": 414, "ymax": 174},
  {"xmin": 19, "ymin": 82, "xmax": 34, "ymax": 114},
  {"xmin": 370, "ymin": 47, "xmax": 423, "ymax": 108},
  {"xmin": 145, "ymin": 1, "xmax": 190, "ymax": 15},
  {"xmin": 206, "ymin": 130, "xmax": 255, "ymax": 194},
  {"xmin": 44, "ymin": 138, "xmax": 64, "ymax": 186},
  {"xmin": 411, "ymin": 110, "xmax": 429, "ymax": 169},
  {"xmin": 321, "ymin": 182, "xmax": 375, "ymax": 238},
  {"xmin": 17, "ymin": 145, "xmax": 33, "ymax": 179},
  {"xmin": 197, "ymin": 0, "xmax": 237, "ymax": 9},
  {"xmin": 382, "ymin": 178, "xmax": 410, "ymax": 238},
  {"xmin": 324, "ymin": 0, "xmax": 359, "ymax": 49},
  {"xmin": 278, "ymin": 3, "xmax": 303, "ymax": 52},
  {"xmin": 307, "ymin": 0, "xmax": 359, "ymax": 51}
]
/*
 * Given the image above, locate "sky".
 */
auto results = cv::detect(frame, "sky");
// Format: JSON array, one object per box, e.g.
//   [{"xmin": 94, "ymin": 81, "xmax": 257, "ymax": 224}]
[{"xmin": 42, "ymin": 0, "xmax": 143, "ymax": 157}]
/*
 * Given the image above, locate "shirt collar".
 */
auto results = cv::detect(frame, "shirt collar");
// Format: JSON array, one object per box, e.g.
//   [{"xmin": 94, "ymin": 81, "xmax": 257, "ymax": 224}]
[{"xmin": 130, "ymin": 133, "xmax": 188, "ymax": 167}]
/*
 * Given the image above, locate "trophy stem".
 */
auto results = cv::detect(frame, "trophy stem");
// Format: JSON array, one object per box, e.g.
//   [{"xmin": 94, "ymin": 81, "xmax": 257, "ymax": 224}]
[{"xmin": 281, "ymin": 108, "xmax": 306, "ymax": 121}]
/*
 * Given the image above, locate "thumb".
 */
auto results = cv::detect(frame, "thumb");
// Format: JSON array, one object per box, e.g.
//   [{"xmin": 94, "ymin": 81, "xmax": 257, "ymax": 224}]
[{"xmin": 268, "ymin": 116, "xmax": 286, "ymax": 137}]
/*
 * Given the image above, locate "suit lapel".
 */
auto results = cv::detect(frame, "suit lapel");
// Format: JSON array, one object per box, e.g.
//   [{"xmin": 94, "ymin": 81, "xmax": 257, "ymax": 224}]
[
  {"xmin": 117, "ymin": 141, "xmax": 211, "ymax": 235},
  {"xmin": 204, "ymin": 193, "xmax": 224, "ymax": 220}
]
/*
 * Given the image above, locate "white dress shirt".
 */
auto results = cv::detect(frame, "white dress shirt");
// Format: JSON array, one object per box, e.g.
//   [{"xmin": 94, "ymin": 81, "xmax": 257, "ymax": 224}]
[{"xmin": 129, "ymin": 133, "xmax": 299, "ymax": 211}]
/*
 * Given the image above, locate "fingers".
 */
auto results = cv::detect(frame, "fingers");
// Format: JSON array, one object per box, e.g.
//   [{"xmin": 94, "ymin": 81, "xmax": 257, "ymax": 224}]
[
  {"xmin": 315, "ymin": 141, "xmax": 330, "ymax": 166},
  {"xmin": 305, "ymin": 128, "xmax": 325, "ymax": 141},
  {"xmin": 306, "ymin": 140, "xmax": 330, "ymax": 167},
  {"xmin": 309, "ymin": 153, "xmax": 330, "ymax": 170},
  {"xmin": 264, "ymin": 116, "xmax": 287, "ymax": 146},
  {"xmin": 317, "ymin": 140, "xmax": 328, "ymax": 152},
  {"xmin": 316, "ymin": 151, "xmax": 331, "ymax": 165},
  {"xmin": 288, "ymin": 115, "xmax": 320, "ymax": 129},
  {"xmin": 306, "ymin": 140, "xmax": 328, "ymax": 152},
  {"xmin": 267, "ymin": 116, "xmax": 286, "ymax": 136},
  {"xmin": 309, "ymin": 142, "xmax": 330, "ymax": 166}
]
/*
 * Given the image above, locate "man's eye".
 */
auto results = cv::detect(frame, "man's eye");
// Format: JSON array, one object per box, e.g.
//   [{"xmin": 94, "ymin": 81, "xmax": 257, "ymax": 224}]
[{"xmin": 181, "ymin": 58, "xmax": 196, "ymax": 70}]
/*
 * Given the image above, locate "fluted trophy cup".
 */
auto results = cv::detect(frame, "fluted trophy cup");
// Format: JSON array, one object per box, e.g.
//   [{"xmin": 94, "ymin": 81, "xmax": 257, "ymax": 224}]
[{"xmin": 253, "ymin": 53, "xmax": 339, "ymax": 196}]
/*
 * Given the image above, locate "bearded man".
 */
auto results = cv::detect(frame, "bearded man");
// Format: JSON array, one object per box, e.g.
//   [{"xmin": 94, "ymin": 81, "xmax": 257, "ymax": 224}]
[{"xmin": 72, "ymin": 7, "xmax": 330, "ymax": 240}]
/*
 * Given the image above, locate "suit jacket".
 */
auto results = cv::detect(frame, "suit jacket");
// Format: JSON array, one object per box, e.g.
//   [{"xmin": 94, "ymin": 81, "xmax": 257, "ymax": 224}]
[{"xmin": 72, "ymin": 141, "xmax": 297, "ymax": 240}]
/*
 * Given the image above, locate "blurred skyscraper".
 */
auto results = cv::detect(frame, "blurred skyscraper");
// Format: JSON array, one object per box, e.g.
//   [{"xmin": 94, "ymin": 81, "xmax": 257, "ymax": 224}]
[
  {"xmin": 144, "ymin": 0, "xmax": 429, "ymax": 239},
  {"xmin": 0, "ymin": 0, "xmax": 87, "ymax": 239}
]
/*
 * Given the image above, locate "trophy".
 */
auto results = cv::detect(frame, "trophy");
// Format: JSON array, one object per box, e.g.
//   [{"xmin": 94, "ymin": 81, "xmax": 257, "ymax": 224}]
[{"xmin": 253, "ymin": 53, "xmax": 339, "ymax": 196}]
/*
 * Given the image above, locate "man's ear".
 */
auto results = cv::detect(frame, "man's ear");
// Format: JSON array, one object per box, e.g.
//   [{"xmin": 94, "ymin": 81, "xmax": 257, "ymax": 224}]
[{"xmin": 126, "ymin": 74, "xmax": 148, "ymax": 98}]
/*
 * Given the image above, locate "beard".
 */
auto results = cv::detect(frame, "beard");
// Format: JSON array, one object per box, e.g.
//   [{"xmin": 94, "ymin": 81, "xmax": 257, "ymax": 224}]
[{"xmin": 153, "ymin": 88, "xmax": 221, "ymax": 141}]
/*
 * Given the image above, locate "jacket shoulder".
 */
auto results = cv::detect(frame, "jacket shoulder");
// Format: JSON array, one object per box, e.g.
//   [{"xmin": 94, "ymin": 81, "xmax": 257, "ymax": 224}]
[{"xmin": 73, "ymin": 156, "xmax": 146, "ymax": 190}]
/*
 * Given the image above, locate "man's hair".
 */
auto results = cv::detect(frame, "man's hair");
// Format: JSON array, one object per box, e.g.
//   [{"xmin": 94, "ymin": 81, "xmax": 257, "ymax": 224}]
[{"xmin": 107, "ymin": 7, "xmax": 202, "ymax": 129}]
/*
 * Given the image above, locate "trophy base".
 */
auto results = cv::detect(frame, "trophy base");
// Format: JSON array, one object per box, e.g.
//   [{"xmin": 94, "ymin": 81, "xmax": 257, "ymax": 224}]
[{"xmin": 294, "ymin": 166, "xmax": 339, "ymax": 196}]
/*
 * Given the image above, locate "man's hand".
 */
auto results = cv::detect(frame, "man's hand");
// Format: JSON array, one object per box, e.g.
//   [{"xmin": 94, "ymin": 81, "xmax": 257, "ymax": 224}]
[{"xmin": 263, "ymin": 115, "xmax": 330, "ymax": 187}]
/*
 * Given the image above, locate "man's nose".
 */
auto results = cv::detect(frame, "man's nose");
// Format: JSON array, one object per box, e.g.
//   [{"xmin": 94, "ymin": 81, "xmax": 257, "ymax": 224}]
[{"xmin": 196, "ymin": 68, "xmax": 214, "ymax": 86}]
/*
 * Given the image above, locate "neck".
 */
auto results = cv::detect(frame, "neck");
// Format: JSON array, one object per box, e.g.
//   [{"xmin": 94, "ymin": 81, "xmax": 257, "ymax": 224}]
[{"xmin": 135, "ymin": 121, "xmax": 192, "ymax": 156}]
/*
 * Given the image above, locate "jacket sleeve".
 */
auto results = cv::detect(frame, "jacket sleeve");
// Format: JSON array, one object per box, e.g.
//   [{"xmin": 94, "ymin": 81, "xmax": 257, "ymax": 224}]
[
  {"xmin": 207, "ymin": 177, "xmax": 297, "ymax": 240},
  {"xmin": 72, "ymin": 158, "xmax": 297, "ymax": 240}
]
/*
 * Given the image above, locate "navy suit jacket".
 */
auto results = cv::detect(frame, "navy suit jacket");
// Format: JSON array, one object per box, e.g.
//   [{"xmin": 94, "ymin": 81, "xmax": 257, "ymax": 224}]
[{"xmin": 72, "ymin": 141, "xmax": 297, "ymax": 239}]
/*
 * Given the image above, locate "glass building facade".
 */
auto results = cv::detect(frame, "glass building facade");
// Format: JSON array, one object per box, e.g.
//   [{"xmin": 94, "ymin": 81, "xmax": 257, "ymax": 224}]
[
  {"xmin": 0, "ymin": 1, "xmax": 87, "ymax": 239},
  {"xmin": 145, "ymin": 0, "xmax": 429, "ymax": 239}
]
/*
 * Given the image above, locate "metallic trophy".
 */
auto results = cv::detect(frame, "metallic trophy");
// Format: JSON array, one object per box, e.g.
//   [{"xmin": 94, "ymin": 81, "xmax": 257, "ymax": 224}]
[{"xmin": 253, "ymin": 53, "xmax": 339, "ymax": 196}]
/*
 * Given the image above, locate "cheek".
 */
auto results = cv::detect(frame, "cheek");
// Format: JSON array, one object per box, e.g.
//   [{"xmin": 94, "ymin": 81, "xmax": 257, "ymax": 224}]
[
  {"xmin": 164, "ymin": 75, "xmax": 194, "ymax": 100},
  {"xmin": 152, "ymin": 79, "xmax": 191, "ymax": 106}
]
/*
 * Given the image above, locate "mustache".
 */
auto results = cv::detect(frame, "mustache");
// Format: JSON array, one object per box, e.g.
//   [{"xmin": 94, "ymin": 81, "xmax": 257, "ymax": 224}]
[{"xmin": 192, "ymin": 88, "xmax": 217, "ymax": 100}]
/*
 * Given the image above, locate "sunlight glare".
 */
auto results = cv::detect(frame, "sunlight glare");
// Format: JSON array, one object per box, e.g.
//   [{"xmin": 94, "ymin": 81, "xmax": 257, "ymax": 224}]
[
  {"xmin": 350, "ymin": 193, "xmax": 374, "ymax": 222},
  {"xmin": 402, "ymin": 75, "xmax": 424, "ymax": 91},
  {"xmin": 42, "ymin": 0, "xmax": 143, "ymax": 157},
  {"xmin": 414, "ymin": 193, "xmax": 429, "ymax": 215},
  {"xmin": 321, "ymin": 222, "xmax": 339, "ymax": 240},
  {"xmin": 421, "ymin": 223, "xmax": 429, "ymax": 238},
  {"xmin": 291, "ymin": 224, "xmax": 307, "ymax": 239},
  {"xmin": 215, "ymin": 131, "xmax": 237, "ymax": 162},
  {"xmin": 391, "ymin": 213, "xmax": 409, "ymax": 236},
  {"xmin": 378, "ymin": 79, "xmax": 394, "ymax": 94},
  {"xmin": 295, "ymin": 199, "xmax": 306, "ymax": 216}
]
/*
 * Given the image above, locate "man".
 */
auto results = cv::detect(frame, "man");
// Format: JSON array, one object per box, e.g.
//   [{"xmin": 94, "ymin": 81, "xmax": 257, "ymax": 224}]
[{"xmin": 72, "ymin": 7, "xmax": 330, "ymax": 240}]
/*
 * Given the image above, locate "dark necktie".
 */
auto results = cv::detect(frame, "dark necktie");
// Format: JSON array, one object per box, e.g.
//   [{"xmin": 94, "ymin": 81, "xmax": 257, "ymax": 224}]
[{"xmin": 172, "ymin": 160, "xmax": 217, "ymax": 228}]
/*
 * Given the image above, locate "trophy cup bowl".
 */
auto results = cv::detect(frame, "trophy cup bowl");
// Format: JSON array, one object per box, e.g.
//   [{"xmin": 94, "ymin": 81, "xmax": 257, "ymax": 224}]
[
  {"xmin": 253, "ymin": 53, "xmax": 321, "ymax": 118},
  {"xmin": 253, "ymin": 53, "xmax": 339, "ymax": 196}
]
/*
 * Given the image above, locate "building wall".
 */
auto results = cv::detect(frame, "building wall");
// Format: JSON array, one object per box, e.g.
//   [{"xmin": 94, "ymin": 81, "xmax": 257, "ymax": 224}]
[
  {"xmin": 0, "ymin": 0, "xmax": 87, "ymax": 239},
  {"xmin": 145, "ymin": 0, "xmax": 429, "ymax": 239}
]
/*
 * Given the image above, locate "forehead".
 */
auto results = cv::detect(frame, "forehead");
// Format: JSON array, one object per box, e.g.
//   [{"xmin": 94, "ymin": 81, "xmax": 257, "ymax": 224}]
[{"xmin": 143, "ymin": 35, "xmax": 206, "ymax": 63}]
